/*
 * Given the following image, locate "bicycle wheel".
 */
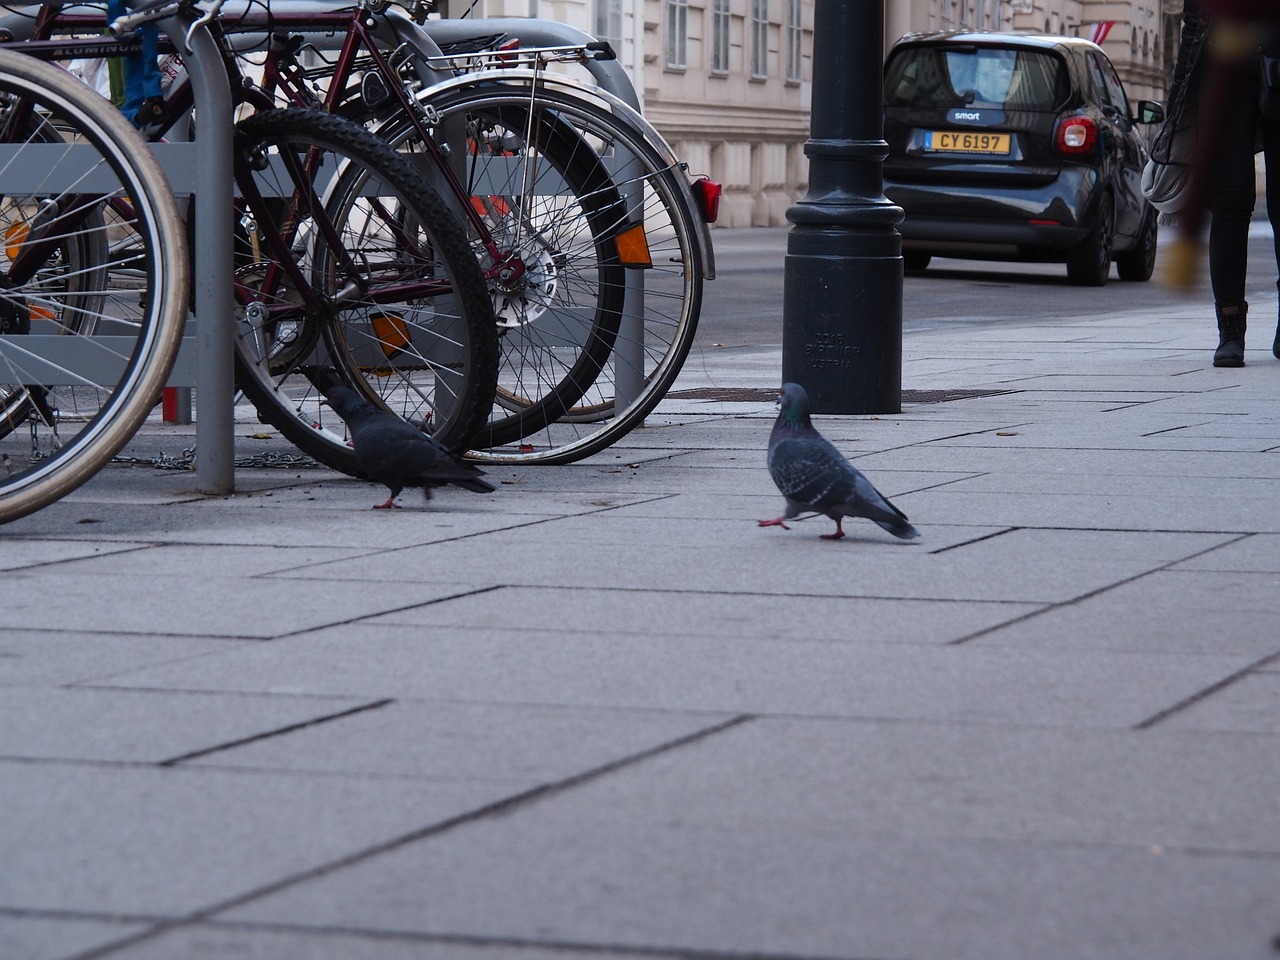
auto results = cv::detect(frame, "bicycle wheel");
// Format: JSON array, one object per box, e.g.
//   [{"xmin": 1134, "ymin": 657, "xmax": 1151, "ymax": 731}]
[
  {"xmin": 0, "ymin": 48, "xmax": 187, "ymax": 524},
  {"xmin": 230, "ymin": 108, "xmax": 499, "ymax": 475},
  {"xmin": 375, "ymin": 101, "xmax": 626, "ymax": 449},
  {"xmin": 378, "ymin": 82, "xmax": 704, "ymax": 464}
]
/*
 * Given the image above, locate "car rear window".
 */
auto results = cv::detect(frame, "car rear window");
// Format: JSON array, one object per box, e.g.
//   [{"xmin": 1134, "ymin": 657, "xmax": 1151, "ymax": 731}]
[{"xmin": 885, "ymin": 45, "xmax": 1068, "ymax": 111}]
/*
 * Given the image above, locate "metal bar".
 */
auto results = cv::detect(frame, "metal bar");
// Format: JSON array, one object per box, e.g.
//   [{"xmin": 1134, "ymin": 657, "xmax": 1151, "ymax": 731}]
[{"xmin": 170, "ymin": 15, "xmax": 236, "ymax": 493}]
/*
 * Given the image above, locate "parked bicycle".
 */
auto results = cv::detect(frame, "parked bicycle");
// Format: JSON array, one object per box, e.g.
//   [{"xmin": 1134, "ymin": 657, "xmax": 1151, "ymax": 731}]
[
  {"xmin": 0, "ymin": 0, "xmax": 498, "ymax": 521},
  {"xmin": 2, "ymin": 0, "xmax": 718, "ymax": 465}
]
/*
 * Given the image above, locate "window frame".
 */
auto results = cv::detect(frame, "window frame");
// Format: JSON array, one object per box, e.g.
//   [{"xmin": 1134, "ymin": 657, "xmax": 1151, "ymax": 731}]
[
  {"xmin": 749, "ymin": 0, "xmax": 769, "ymax": 79},
  {"xmin": 666, "ymin": 0, "xmax": 688, "ymax": 69}
]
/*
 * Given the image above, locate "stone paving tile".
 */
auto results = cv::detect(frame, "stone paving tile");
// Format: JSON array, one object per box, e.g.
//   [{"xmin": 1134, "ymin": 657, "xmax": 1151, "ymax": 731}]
[
  {"xmin": 1155, "ymin": 673, "xmax": 1280, "ymax": 734},
  {"xmin": 0, "ymin": 915, "xmax": 150, "ymax": 960},
  {"xmin": 968, "ymin": 569, "xmax": 1280, "ymax": 656},
  {"xmin": 0, "ymin": 538, "xmax": 146, "ymax": 572},
  {"xmin": 121, "ymin": 926, "xmax": 643, "ymax": 960},
  {"xmin": 285, "ymin": 520, "xmax": 1220, "ymax": 604},
  {"xmin": 522, "ymin": 717, "xmax": 1280, "ymax": 853},
  {"xmin": 0, "ymin": 631, "xmax": 239, "ymax": 687},
  {"xmin": 1170, "ymin": 533, "xmax": 1280, "ymax": 572},
  {"xmin": 0, "ymin": 763, "xmax": 519, "ymax": 916},
  {"xmin": 361, "ymin": 585, "xmax": 1037, "ymax": 645},
  {"xmin": 0, "ymin": 687, "xmax": 374, "ymax": 763},
  {"xmin": 0, "ymin": 571, "xmax": 488, "ymax": 639},
  {"xmin": 188, "ymin": 700, "xmax": 732, "ymax": 784},
  {"xmin": 221, "ymin": 810, "xmax": 1280, "ymax": 960},
  {"xmin": 33, "ymin": 542, "xmax": 375, "ymax": 578},
  {"xmin": 97, "ymin": 623, "xmax": 1253, "ymax": 729}
]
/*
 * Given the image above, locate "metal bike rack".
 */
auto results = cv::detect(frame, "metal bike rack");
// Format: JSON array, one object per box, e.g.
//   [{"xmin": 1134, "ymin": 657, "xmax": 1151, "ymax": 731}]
[
  {"xmin": 0, "ymin": 6, "xmax": 237, "ymax": 494},
  {"xmin": 160, "ymin": 9, "xmax": 235, "ymax": 493}
]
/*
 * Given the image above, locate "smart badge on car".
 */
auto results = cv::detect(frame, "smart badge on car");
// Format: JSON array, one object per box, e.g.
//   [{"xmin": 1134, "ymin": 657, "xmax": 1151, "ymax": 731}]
[{"xmin": 923, "ymin": 131, "xmax": 1012, "ymax": 154}]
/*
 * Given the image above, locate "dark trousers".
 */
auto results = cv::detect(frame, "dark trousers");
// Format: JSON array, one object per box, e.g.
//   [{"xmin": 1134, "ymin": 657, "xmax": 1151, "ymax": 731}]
[{"xmin": 1209, "ymin": 52, "xmax": 1280, "ymax": 310}]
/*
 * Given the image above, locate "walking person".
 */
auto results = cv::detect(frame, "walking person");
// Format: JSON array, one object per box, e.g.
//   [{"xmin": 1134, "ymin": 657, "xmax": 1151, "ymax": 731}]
[{"xmin": 1164, "ymin": 0, "xmax": 1280, "ymax": 365}]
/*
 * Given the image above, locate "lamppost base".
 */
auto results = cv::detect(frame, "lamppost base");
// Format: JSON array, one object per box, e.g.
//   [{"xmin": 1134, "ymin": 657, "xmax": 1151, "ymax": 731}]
[{"xmin": 782, "ymin": 222, "xmax": 903, "ymax": 415}]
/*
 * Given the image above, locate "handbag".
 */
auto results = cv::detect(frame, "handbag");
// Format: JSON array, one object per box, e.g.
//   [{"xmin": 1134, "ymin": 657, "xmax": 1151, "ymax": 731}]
[{"xmin": 1142, "ymin": 113, "xmax": 1196, "ymax": 215}]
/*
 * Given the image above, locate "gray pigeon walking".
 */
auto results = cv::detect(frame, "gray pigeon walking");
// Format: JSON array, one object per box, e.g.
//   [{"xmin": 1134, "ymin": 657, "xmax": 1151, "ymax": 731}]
[
  {"xmin": 324, "ymin": 386, "xmax": 494, "ymax": 509},
  {"xmin": 759, "ymin": 382, "xmax": 919, "ymax": 541}
]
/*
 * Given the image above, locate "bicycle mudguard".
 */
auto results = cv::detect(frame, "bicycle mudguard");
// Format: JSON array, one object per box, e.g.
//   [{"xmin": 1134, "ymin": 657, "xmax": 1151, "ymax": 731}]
[{"xmin": 401, "ymin": 66, "xmax": 716, "ymax": 279}]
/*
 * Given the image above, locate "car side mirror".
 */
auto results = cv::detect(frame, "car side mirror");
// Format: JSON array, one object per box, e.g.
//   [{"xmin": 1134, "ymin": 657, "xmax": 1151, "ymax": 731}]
[{"xmin": 1136, "ymin": 100, "xmax": 1165, "ymax": 124}]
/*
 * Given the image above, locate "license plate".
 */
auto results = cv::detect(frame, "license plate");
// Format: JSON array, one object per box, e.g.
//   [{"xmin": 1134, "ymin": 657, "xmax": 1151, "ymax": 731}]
[{"xmin": 924, "ymin": 130, "xmax": 1012, "ymax": 154}]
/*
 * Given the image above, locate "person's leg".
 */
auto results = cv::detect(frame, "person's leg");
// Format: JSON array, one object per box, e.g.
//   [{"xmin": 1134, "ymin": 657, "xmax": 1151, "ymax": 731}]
[
  {"xmin": 1208, "ymin": 58, "xmax": 1261, "ymax": 365},
  {"xmin": 1261, "ymin": 106, "xmax": 1280, "ymax": 356}
]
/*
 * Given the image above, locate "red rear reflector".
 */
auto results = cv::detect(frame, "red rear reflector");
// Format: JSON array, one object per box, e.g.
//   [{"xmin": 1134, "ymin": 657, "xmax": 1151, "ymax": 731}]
[
  {"xmin": 1027, "ymin": 219, "xmax": 1060, "ymax": 225},
  {"xmin": 1055, "ymin": 116, "xmax": 1097, "ymax": 155},
  {"xmin": 691, "ymin": 176, "xmax": 721, "ymax": 223}
]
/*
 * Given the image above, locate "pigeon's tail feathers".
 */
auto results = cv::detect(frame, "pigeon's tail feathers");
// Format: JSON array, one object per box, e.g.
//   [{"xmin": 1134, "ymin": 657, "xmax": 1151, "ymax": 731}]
[
  {"xmin": 843, "ymin": 490, "xmax": 920, "ymax": 540},
  {"xmin": 453, "ymin": 476, "xmax": 496, "ymax": 494},
  {"xmin": 874, "ymin": 515, "xmax": 921, "ymax": 540}
]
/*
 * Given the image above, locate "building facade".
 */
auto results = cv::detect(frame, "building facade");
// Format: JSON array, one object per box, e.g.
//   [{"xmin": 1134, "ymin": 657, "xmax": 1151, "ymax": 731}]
[{"xmin": 445, "ymin": 0, "xmax": 1184, "ymax": 226}]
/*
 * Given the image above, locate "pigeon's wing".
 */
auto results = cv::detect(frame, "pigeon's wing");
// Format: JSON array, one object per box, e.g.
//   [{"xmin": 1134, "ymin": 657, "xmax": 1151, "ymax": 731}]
[
  {"xmin": 351, "ymin": 416, "xmax": 443, "ymax": 476},
  {"xmin": 768, "ymin": 434, "xmax": 858, "ymax": 507}
]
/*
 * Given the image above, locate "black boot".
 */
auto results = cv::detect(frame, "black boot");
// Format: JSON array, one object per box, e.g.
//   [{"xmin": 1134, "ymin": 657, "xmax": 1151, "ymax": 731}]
[
  {"xmin": 1214, "ymin": 302, "xmax": 1247, "ymax": 367},
  {"xmin": 1273, "ymin": 284, "xmax": 1280, "ymax": 359}
]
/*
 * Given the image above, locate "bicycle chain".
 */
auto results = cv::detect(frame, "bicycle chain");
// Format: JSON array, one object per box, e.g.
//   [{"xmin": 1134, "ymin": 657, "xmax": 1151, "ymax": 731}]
[{"xmin": 110, "ymin": 447, "xmax": 324, "ymax": 470}]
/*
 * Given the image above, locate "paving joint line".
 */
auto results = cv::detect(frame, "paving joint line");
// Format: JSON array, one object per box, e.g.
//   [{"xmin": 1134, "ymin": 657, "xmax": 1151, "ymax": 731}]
[
  {"xmin": 191, "ymin": 917, "xmax": 897, "ymax": 960},
  {"xmin": 61, "ymin": 714, "xmax": 757, "ymax": 960},
  {"xmin": 947, "ymin": 532, "xmax": 1255, "ymax": 646},
  {"xmin": 158, "ymin": 699, "xmax": 396, "ymax": 766},
  {"xmin": 1134, "ymin": 647, "xmax": 1280, "ymax": 730}
]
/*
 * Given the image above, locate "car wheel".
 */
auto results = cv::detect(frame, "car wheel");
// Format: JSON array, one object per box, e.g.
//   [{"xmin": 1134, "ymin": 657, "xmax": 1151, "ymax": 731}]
[
  {"xmin": 903, "ymin": 252, "xmax": 931, "ymax": 272},
  {"xmin": 1066, "ymin": 192, "xmax": 1114, "ymax": 287},
  {"xmin": 1116, "ymin": 205, "xmax": 1158, "ymax": 282}
]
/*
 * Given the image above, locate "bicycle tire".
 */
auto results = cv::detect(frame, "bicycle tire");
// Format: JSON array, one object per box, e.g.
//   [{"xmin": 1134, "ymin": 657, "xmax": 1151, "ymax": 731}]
[
  {"xmin": 0, "ymin": 47, "xmax": 188, "ymax": 524},
  {"xmin": 374, "ymin": 100, "xmax": 627, "ymax": 449},
  {"xmin": 403, "ymin": 83, "xmax": 704, "ymax": 464},
  {"xmin": 229, "ymin": 108, "xmax": 499, "ymax": 474}
]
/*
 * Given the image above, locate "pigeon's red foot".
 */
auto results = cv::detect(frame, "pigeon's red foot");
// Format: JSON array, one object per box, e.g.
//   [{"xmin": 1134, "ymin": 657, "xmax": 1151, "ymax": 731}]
[
  {"xmin": 373, "ymin": 500, "xmax": 402, "ymax": 510},
  {"xmin": 820, "ymin": 519, "xmax": 845, "ymax": 540},
  {"xmin": 758, "ymin": 517, "xmax": 790, "ymax": 530}
]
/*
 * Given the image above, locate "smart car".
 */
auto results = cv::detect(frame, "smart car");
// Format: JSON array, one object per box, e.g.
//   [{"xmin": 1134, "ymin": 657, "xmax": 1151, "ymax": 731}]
[{"xmin": 883, "ymin": 32, "xmax": 1165, "ymax": 285}]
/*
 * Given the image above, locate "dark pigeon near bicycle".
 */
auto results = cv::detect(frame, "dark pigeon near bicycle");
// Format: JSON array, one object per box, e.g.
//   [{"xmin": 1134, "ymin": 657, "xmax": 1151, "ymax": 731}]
[
  {"xmin": 323, "ymin": 386, "xmax": 494, "ymax": 509},
  {"xmin": 759, "ymin": 382, "xmax": 919, "ymax": 541}
]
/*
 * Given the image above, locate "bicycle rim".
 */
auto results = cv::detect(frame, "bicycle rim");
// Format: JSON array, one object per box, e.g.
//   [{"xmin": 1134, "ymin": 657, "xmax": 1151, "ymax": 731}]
[{"xmin": 386, "ymin": 83, "xmax": 703, "ymax": 464}]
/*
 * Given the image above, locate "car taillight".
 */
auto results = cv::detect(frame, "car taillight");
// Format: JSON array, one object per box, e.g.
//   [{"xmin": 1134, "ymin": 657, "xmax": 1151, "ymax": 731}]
[
  {"xmin": 691, "ymin": 176, "xmax": 722, "ymax": 223},
  {"xmin": 1055, "ymin": 115, "xmax": 1097, "ymax": 156}
]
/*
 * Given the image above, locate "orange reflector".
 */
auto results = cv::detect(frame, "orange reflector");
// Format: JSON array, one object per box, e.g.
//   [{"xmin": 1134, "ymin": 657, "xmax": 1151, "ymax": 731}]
[
  {"xmin": 28, "ymin": 305, "xmax": 56, "ymax": 322},
  {"xmin": 615, "ymin": 223, "xmax": 652, "ymax": 268},
  {"xmin": 371, "ymin": 313, "xmax": 410, "ymax": 358},
  {"xmin": 5, "ymin": 221, "xmax": 29, "ymax": 260}
]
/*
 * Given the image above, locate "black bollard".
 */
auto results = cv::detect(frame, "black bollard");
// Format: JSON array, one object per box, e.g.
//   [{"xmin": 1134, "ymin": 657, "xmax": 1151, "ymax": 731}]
[{"xmin": 782, "ymin": 0, "xmax": 904, "ymax": 414}]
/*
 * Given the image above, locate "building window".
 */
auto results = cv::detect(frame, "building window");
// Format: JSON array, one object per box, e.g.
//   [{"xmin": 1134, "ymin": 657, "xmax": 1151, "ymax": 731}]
[
  {"xmin": 784, "ymin": 0, "xmax": 801, "ymax": 82},
  {"xmin": 710, "ymin": 0, "xmax": 730, "ymax": 74},
  {"xmin": 666, "ymin": 0, "xmax": 687, "ymax": 68},
  {"xmin": 750, "ymin": 0, "xmax": 768, "ymax": 78},
  {"xmin": 595, "ymin": 0, "xmax": 622, "ymax": 54}
]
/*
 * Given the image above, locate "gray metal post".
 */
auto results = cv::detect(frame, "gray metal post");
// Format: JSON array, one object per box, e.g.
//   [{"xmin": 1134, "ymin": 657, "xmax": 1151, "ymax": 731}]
[
  {"xmin": 781, "ymin": 0, "xmax": 903, "ymax": 414},
  {"xmin": 170, "ymin": 17, "xmax": 236, "ymax": 493}
]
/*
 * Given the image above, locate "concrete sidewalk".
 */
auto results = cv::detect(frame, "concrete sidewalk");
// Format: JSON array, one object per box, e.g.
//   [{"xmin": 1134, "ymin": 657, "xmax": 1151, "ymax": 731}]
[{"xmin": 3, "ymin": 278, "xmax": 1280, "ymax": 960}]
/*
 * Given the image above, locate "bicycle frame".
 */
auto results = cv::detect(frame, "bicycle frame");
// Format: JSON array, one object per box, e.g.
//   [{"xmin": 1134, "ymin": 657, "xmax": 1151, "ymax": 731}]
[
  {"xmin": 7, "ymin": 10, "xmax": 459, "ymax": 329},
  {"xmin": 0, "ymin": 0, "xmax": 715, "ymax": 278}
]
